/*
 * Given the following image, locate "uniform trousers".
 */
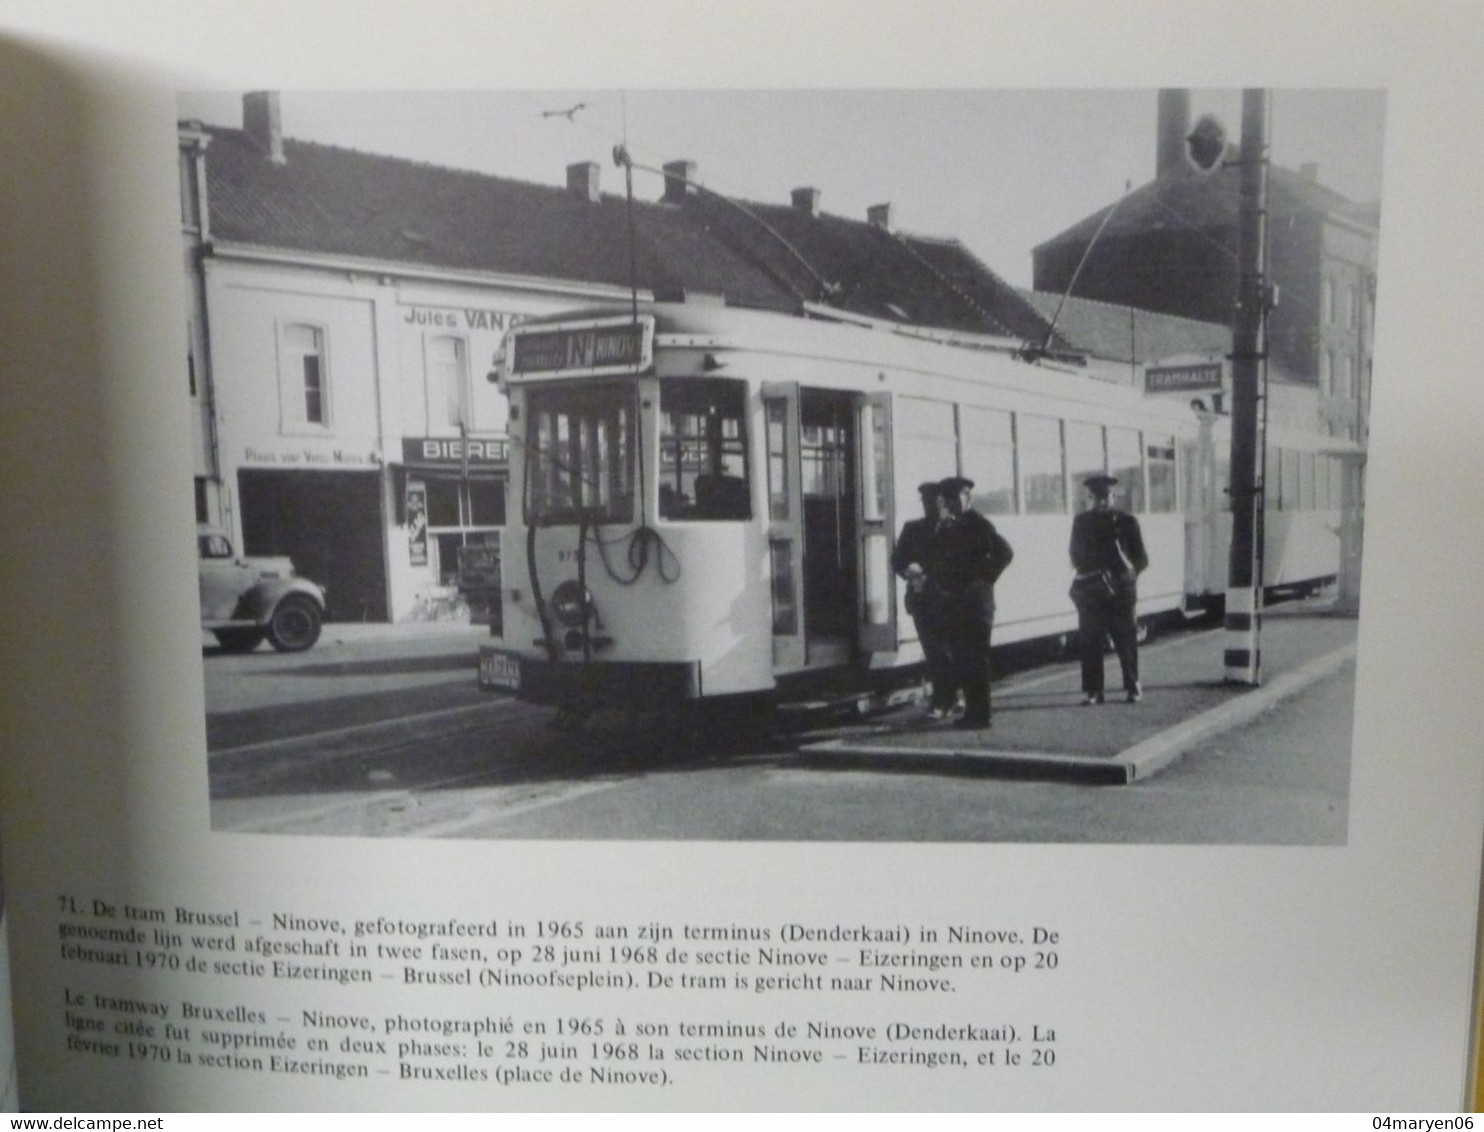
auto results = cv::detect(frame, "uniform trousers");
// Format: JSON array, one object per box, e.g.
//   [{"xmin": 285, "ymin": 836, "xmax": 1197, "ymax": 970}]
[
  {"xmin": 943, "ymin": 581, "xmax": 996, "ymax": 724},
  {"xmin": 911, "ymin": 604, "xmax": 957, "ymax": 711},
  {"xmin": 1074, "ymin": 586, "xmax": 1140, "ymax": 696}
]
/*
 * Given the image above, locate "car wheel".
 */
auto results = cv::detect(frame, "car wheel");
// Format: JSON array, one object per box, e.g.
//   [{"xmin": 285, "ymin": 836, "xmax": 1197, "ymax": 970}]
[
  {"xmin": 266, "ymin": 595, "xmax": 323, "ymax": 652},
  {"xmin": 213, "ymin": 628, "xmax": 264, "ymax": 653}
]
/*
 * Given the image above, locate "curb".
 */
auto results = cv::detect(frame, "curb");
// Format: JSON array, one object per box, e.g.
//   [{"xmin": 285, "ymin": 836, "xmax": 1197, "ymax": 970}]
[
  {"xmin": 798, "ymin": 641, "xmax": 1358, "ymax": 785},
  {"xmin": 1111, "ymin": 641, "xmax": 1357, "ymax": 782}
]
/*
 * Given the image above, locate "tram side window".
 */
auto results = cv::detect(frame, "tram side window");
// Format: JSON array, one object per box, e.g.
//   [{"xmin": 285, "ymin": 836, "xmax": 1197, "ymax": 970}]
[
  {"xmin": 1019, "ymin": 414, "xmax": 1065, "ymax": 515},
  {"xmin": 659, "ymin": 378, "xmax": 751, "ymax": 521},
  {"xmin": 960, "ymin": 406, "xmax": 1015, "ymax": 515},
  {"xmin": 1299, "ymin": 451, "xmax": 1316, "ymax": 510},
  {"xmin": 1280, "ymin": 448, "xmax": 1301, "ymax": 511},
  {"xmin": 525, "ymin": 384, "xmax": 636, "ymax": 525},
  {"xmin": 1066, "ymin": 420, "xmax": 1105, "ymax": 514},
  {"xmin": 1107, "ymin": 427, "xmax": 1144, "ymax": 513},
  {"xmin": 1147, "ymin": 439, "xmax": 1177, "ymax": 513}
]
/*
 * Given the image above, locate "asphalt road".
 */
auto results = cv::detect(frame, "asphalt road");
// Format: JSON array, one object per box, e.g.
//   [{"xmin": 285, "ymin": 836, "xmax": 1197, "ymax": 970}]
[{"xmin": 203, "ymin": 623, "xmax": 1352, "ymax": 844}]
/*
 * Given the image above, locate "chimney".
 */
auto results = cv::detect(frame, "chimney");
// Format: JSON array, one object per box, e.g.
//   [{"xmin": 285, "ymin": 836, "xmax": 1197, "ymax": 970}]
[
  {"xmin": 566, "ymin": 161, "xmax": 600, "ymax": 203},
  {"xmin": 1156, "ymin": 88, "xmax": 1191, "ymax": 176},
  {"xmin": 867, "ymin": 202, "xmax": 893, "ymax": 231},
  {"xmin": 1300, "ymin": 162, "xmax": 1319, "ymax": 181},
  {"xmin": 791, "ymin": 186, "xmax": 821, "ymax": 217},
  {"xmin": 243, "ymin": 91, "xmax": 285, "ymax": 165},
  {"xmin": 662, "ymin": 160, "xmax": 697, "ymax": 204}
]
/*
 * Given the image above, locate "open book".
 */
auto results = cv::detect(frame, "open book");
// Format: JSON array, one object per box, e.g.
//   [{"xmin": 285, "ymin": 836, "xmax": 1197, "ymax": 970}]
[{"xmin": 3, "ymin": 2, "xmax": 1484, "ymax": 1114}]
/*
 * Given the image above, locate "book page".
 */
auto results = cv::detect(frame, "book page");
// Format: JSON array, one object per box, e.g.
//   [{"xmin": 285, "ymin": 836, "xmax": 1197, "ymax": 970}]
[
  {"xmin": 1, "ymin": 0, "xmax": 1482, "ymax": 1112},
  {"xmin": 0, "ymin": 843, "xmax": 17, "ymax": 1113}
]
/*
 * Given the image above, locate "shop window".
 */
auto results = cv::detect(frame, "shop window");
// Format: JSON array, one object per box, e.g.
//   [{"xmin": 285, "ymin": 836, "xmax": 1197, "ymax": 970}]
[
  {"xmin": 426, "ymin": 477, "xmax": 462, "ymax": 526},
  {"xmin": 469, "ymin": 479, "xmax": 505, "ymax": 526}
]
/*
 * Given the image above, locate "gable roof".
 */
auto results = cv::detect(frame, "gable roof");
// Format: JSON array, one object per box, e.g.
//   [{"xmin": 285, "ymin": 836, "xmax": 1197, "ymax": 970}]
[
  {"xmin": 1033, "ymin": 161, "xmax": 1374, "ymax": 258},
  {"xmin": 198, "ymin": 126, "xmax": 1066, "ymax": 347},
  {"xmin": 1018, "ymin": 289, "xmax": 1230, "ymax": 365}
]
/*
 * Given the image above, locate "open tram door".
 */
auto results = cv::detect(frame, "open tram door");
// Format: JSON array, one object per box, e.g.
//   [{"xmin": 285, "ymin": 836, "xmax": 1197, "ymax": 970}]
[
  {"xmin": 761, "ymin": 384, "xmax": 895, "ymax": 677},
  {"xmin": 1182, "ymin": 409, "xmax": 1221, "ymax": 610}
]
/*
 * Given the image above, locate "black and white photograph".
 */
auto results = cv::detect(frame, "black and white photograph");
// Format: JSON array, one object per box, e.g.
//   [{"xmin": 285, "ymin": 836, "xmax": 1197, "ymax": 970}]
[
  {"xmin": 11, "ymin": 0, "xmax": 1484, "ymax": 1113},
  {"xmin": 184, "ymin": 88, "xmax": 1383, "ymax": 844}
]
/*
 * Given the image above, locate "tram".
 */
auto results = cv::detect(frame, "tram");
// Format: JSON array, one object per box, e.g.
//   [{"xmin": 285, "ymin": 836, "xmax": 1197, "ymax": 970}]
[{"xmin": 477, "ymin": 300, "xmax": 1354, "ymax": 712}]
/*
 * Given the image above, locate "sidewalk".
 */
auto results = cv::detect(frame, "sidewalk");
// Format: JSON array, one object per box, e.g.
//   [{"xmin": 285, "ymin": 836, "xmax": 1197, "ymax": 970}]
[
  {"xmin": 799, "ymin": 596, "xmax": 1359, "ymax": 784},
  {"xmin": 203, "ymin": 618, "xmax": 489, "ymax": 653},
  {"xmin": 318, "ymin": 619, "xmax": 491, "ymax": 648}
]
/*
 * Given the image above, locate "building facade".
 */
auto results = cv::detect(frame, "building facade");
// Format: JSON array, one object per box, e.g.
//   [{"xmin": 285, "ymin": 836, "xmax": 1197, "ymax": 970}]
[
  {"xmin": 181, "ymin": 93, "xmax": 1067, "ymax": 623},
  {"xmin": 1032, "ymin": 89, "xmax": 1378, "ymax": 440}
]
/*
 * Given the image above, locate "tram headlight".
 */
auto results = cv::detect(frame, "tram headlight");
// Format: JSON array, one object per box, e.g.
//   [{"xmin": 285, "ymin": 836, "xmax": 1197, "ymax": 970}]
[{"xmin": 550, "ymin": 580, "xmax": 594, "ymax": 627}]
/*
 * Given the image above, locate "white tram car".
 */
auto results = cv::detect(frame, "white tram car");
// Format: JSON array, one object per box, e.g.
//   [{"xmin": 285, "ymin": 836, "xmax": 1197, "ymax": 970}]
[{"xmin": 478, "ymin": 301, "xmax": 1355, "ymax": 711}]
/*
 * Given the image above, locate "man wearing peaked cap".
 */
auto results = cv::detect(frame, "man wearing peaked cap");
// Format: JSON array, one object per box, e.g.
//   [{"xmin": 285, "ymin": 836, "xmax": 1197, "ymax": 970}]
[
  {"xmin": 1069, "ymin": 473, "xmax": 1149, "ymax": 705},
  {"xmin": 892, "ymin": 482, "xmax": 954, "ymax": 716},
  {"xmin": 930, "ymin": 475, "xmax": 1014, "ymax": 730}
]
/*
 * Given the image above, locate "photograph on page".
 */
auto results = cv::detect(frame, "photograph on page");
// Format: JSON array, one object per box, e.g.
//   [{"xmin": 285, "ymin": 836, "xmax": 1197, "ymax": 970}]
[
  {"xmin": 181, "ymin": 88, "xmax": 1381, "ymax": 845},
  {"xmin": 6, "ymin": 1, "xmax": 1483, "ymax": 1113}
]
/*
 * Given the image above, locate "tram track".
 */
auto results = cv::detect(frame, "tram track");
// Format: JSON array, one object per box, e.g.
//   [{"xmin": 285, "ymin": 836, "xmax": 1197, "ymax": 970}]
[
  {"xmin": 209, "ymin": 619, "xmax": 1244, "ymax": 836},
  {"xmin": 208, "ymin": 690, "xmax": 725, "ymax": 834}
]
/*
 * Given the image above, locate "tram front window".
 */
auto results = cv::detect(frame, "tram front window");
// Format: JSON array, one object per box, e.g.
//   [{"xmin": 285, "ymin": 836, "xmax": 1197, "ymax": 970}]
[
  {"xmin": 659, "ymin": 378, "xmax": 751, "ymax": 521},
  {"xmin": 525, "ymin": 384, "xmax": 636, "ymax": 525}
]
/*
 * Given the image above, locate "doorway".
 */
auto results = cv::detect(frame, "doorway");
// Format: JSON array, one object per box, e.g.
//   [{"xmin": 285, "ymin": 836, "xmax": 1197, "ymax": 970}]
[{"xmin": 800, "ymin": 390, "xmax": 858, "ymax": 665}]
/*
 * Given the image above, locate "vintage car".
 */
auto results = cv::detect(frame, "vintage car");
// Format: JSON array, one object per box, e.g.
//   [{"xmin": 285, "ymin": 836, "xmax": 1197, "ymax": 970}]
[{"xmin": 198, "ymin": 526, "xmax": 326, "ymax": 652}]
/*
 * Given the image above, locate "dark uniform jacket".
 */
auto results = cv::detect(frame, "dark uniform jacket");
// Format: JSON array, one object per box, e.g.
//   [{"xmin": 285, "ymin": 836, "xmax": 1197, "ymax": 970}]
[
  {"xmin": 933, "ymin": 509, "xmax": 1014, "ymax": 597},
  {"xmin": 892, "ymin": 516, "xmax": 937, "ymax": 578},
  {"xmin": 1069, "ymin": 508, "xmax": 1148, "ymax": 590},
  {"xmin": 893, "ymin": 515, "xmax": 944, "ymax": 617}
]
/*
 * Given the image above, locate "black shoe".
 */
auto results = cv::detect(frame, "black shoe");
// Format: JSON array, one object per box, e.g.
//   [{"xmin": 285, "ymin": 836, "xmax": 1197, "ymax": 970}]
[
  {"xmin": 954, "ymin": 716, "xmax": 991, "ymax": 730},
  {"xmin": 1081, "ymin": 693, "xmax": 1104, "ymax": 706},
  {"xmin": 1126, "ymin": 683, "xmax": 1142, "ymax": 704}
]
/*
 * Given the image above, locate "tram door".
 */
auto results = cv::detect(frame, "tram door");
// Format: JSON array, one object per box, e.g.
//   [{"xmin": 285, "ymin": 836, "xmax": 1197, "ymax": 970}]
[
  {"xmin": 1182, "ymin": 414, "xmax": 1221, "ymax": 599},
  {"xmin": 762, "ymin": 384, "xmax": 894, "ymax": 672}
]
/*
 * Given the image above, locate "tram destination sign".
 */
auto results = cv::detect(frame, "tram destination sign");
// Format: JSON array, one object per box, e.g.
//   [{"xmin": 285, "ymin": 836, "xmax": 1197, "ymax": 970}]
[
  {"xmin": 1145, "ymin": 361, "xmax": 1224, "ymax": 393},
  {"xmin": 509, "ymin": 317, "xmax": 653, "ymax": 380}
]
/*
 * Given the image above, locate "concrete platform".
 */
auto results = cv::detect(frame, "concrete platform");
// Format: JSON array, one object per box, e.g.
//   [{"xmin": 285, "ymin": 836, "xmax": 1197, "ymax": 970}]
[{"xmin": 798, "ymin": 598, "xmax": 1359, "ymax": 784}]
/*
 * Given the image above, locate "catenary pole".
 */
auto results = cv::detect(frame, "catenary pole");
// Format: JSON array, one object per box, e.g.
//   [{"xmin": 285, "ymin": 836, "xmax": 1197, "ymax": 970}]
[{"xmin": 1224, "ymin": 89, "xmax": 1269, "ymax": 685}]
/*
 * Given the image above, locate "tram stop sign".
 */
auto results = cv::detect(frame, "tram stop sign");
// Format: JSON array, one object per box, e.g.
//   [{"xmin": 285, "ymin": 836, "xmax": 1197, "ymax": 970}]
[{"xmin": 1186, "ymin": 114, "xmax": 1228, "ymax": 174}]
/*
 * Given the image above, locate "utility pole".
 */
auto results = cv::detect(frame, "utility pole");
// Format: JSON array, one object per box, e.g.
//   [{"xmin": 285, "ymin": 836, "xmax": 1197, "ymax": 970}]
[{"xmin": 1224, "ymin": 89, "xmax": 1269, "ymax": 685}]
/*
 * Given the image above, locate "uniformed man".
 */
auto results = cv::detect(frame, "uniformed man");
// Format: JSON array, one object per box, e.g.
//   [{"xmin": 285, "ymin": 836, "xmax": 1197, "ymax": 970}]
[
  {"xmin": 892, "ymin": 482, "xmax": 955, "ymax": 716},
  {"xmin": 933, "ymin": 476, "xmax": 1014, "ymax": 730},
  {"xmin": 1069, "ymin": 473, "xmax": 1149, "ymax": 704}
]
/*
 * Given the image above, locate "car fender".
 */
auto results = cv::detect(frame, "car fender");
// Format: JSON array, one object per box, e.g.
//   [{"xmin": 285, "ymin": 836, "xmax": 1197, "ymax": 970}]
[{"xmin": 235, "ymin": 578, "xmax": 326, "ymax": 626}]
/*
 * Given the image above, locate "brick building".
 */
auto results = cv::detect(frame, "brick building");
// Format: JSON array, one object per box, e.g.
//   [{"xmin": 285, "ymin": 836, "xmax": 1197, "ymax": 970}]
[{"xmin": 1032, "ymin": 90, "xmax": 1378, "ymax": 440}]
